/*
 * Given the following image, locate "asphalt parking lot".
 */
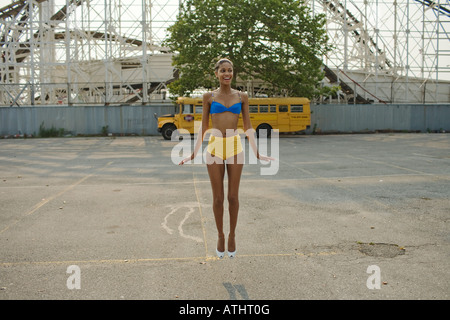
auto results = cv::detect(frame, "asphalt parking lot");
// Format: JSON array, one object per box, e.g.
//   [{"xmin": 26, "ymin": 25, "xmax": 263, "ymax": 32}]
[{"xmin": 0, "ymin": 133, "xmax": 449, "ymax": 300}]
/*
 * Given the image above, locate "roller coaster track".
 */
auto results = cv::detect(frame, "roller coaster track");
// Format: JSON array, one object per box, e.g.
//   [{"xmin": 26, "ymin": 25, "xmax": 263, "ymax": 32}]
[
  {"xmin": 321, "ymin": 0, "xmax": 449, "ymax": 103},
  {"xmin": 0, "ymin": 0, "xmax": 385, "ymax": 104},
  {"xmin": 0, "ymin": 0, "xmax": 46, "ymax": 20},
  {"xmin": 1, "ymin": 0, "xmax": 447, "ymax": 105},
  {"xmin": 319, "ymin": 0, "xmax": 396, "ymax": 103},
  {"xmin": 414, "ymin": 0, "xmax": 450, "ymax": 18},
  {"xmin": 1, "ymin": 0, "xmax": 84, "ymax": 62},
  {"xmin": 0, "ymin": 0, "xmax": 166, "ymax": 104},
  {"xmin": 322, "ymin": 0, "xmax": 392, "ymax": 70}
]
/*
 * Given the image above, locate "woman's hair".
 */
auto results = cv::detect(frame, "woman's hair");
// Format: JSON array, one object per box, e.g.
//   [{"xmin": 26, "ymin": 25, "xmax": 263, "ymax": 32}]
[{"xmin": 214, "ymin": 58, "xmax": 233, "ymax": 71}]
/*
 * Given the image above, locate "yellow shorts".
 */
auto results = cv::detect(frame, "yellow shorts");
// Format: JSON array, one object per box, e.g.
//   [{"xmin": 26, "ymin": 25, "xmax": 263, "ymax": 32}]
[{"xmin": 207, "ymin": 135, "xmax": 243, "ymax": 161}]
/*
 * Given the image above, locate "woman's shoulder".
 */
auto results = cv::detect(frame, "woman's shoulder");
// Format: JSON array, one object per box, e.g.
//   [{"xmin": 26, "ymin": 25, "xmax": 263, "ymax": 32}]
[
  {"xmin": 203, "ymin": 91, "xmax": 214, "ymax": 103},
  {"xmin": 236, "ymin": 90, "xmax": 248, "ymax": 101}
]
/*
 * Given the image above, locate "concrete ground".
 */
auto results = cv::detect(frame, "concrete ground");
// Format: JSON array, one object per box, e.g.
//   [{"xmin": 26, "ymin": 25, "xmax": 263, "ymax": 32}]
[{"xmin": 0, "ymin": 133, "xmax": 449, "ymax": 300}]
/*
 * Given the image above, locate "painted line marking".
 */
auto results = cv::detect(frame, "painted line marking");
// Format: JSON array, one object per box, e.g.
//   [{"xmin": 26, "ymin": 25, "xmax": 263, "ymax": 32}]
[
  {"xmin": 0, "ymin": 161, "xmax": 113, "ymax": 235},
  {"xmin": 0, "ymin": 251, "xmax": 339, "ymax": 267},
  {"xmin": 161, "ymin": 203, "xmax": 204, "ymax": 243},
  {"xmin": 192, "ymin": 168, "xmax": 209, "ymax": 257}
]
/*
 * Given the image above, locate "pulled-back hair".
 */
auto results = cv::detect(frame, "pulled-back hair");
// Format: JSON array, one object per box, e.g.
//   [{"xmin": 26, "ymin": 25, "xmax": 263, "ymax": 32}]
[{"xmin": 214, "ymin": 58, "xmax": 233, "ymax": 71}]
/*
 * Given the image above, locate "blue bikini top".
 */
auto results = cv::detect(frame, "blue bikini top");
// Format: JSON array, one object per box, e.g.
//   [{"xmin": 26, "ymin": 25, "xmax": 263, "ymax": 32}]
[{"xmin": 210, "ymin": 92, "xmax": 242, "ymax": 115}]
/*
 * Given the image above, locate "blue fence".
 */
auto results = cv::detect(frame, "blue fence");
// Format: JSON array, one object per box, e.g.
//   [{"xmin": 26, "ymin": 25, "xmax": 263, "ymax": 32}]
[{"xmin": 1, "ymin": 104, "xmax": 449, "ymax": 137}]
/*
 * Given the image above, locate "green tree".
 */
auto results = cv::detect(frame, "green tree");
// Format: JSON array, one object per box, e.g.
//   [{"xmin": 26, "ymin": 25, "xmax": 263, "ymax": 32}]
[{"xmin": 165, "ymin": 0, "xmax": 331, "ymax": 98}]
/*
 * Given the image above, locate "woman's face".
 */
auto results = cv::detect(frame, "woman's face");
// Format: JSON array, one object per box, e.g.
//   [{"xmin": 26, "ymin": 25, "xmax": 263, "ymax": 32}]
[{"xmin": 215, "ymin": 62, "xmax": 233, "ymax": 85}]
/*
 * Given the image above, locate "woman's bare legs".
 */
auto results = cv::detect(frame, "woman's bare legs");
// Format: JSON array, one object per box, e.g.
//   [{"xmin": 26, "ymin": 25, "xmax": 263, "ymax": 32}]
[
  {"xmin": 207, "ymin": 159, "xmax": 226, "ymax": 253},
  {"xmin": 226, "ymin": 152, "xmax": 244, "ymax": 253},
  {"xmin": 207, "ymin": 152, "xmax": 244, "ymax": 255}
]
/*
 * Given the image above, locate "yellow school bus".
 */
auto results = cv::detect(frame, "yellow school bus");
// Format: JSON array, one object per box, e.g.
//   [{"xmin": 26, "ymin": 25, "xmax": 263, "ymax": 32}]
[{"xmin": 157, "ymin": 96, "xmax": 310, "ymax": 140}]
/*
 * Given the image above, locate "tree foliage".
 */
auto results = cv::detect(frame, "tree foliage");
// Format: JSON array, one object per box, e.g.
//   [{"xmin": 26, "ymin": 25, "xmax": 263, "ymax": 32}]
[{"xmin": 164, "ymin": 0, "xmax": 331, "ymax": 98}]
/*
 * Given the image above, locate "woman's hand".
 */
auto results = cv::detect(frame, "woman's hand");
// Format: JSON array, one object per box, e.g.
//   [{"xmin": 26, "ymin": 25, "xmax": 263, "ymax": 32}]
[
  {"xmin": 179, "ymin": 153, "xmax": 195, "ymax": 165},
  {"xmin": 257, "ymin": 153, "xmax": 275, "ymax": 163}
]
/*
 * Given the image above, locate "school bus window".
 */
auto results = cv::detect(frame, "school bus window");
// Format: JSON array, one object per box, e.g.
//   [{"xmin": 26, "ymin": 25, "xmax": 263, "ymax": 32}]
[
  {"xmin": 279, "ymin": 105, "xmax": 288, "ymax": 112},
  {"xmin": 249, "ymin": 105, "xmax": 258, "ymax": 113},
  {"xmin": 270, "ymin": 105, "xmax": 276, "ymax": 113},
  {"xmin": 291, "ymin": 105, "xmax": 303, "ymax": 112},
  {"xmin": 195, "ymin": 106, "xmax": 203, "ymax": 114},
  {"xmin": 259, "ymin": 105, "xmax": 268, "ymax": 113},
  {"xmin": 182, "ymin": 104, "xmax": 194, "ymax": 114}
]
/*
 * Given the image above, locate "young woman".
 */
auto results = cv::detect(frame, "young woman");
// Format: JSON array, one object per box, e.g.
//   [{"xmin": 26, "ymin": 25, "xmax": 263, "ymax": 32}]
[{"xmin": 179, "ymin": 58, "xmax": 274, "ymax": 259}]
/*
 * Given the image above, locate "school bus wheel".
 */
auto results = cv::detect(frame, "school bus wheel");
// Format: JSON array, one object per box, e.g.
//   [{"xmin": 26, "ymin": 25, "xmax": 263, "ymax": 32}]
[
  {"xmin": 256, "ymin": 123, "xmax": 272, "ymax": 138},
  {"xmin": 161, "ymin": 123, "xmax": 177, "ymax": 140}
]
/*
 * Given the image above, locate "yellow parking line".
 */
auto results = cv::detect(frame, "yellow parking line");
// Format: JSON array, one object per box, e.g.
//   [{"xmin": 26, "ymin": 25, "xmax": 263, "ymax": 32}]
[
  {"xmin": 192, "ymin": 168, "xmax": 209, "ymax": 257},
  {"xmin": 0, "ymin": 251, "xmax": 339, "ymax": 267},
  {"xmin": 0, "ymin": 161, "xmax": 113, "ymax": 235}
]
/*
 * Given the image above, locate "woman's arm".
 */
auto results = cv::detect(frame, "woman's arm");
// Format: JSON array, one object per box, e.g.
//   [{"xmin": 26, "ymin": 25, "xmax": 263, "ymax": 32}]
[{"xmin": 179, "ymin": 92, "xmax": 211, "ymax": 165}]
